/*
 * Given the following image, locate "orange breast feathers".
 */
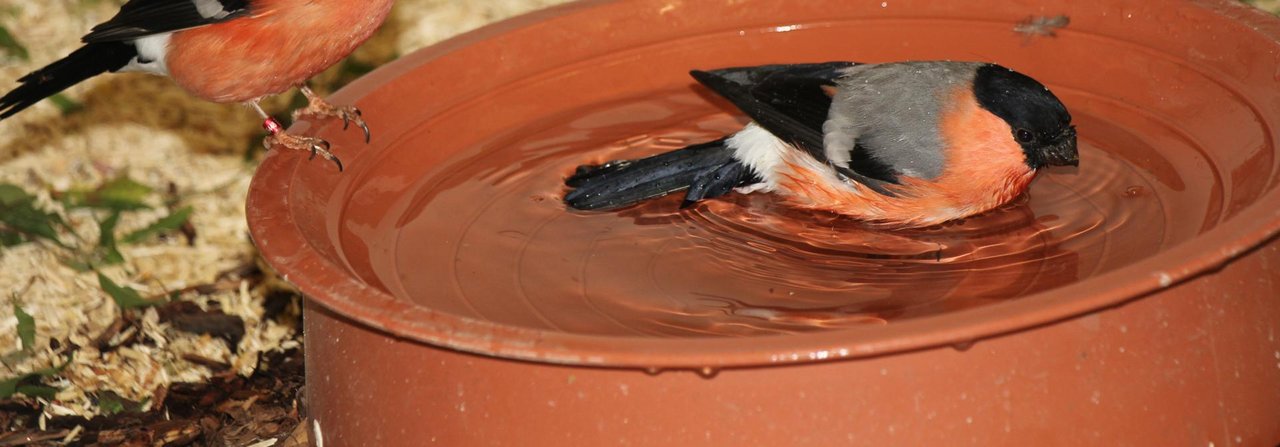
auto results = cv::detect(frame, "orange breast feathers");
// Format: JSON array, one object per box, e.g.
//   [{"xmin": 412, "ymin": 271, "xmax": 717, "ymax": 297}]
[
  {"xmin": 166, "ymin": 0, "xmax": 395, "ymax": 103},
  {"xmin": 774, "ymin": 86, "xmax": 1038, "ymax": 228}
]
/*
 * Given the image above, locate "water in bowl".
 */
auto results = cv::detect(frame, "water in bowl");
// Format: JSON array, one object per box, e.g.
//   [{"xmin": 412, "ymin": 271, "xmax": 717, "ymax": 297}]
[{"xmin": 372, "ymin": 84, "xmax": 1213, "ymax": 337}]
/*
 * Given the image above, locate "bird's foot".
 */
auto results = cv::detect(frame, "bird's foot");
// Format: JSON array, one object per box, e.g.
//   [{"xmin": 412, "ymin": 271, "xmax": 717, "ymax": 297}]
[
  {"xmin": 262, "ymin": 118, "xmax": 343, "ymax": 172},
  {"xmin": 293, "ymin": 89, "xmax": 371, "ymax": 143}
]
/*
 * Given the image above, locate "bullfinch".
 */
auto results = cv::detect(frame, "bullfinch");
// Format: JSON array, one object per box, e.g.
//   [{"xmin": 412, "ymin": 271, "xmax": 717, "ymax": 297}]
[
  {"xmin": 563, "ymin": 61, "xmax": 1079, "ymax": 228},
  {"xmin": 0, "ymin": 0, "xmax": 396, "ymax": 170}
]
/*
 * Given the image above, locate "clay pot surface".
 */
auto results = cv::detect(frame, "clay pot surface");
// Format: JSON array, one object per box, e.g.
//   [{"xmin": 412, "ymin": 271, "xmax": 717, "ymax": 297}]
[{"xmin": 246, "ymin": 0, "xmax": 1280, "ymax": 445}]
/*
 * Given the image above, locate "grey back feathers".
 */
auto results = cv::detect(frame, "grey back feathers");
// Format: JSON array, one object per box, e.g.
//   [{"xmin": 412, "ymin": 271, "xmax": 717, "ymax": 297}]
[{"xmin": 825, "ymin": 61, "xmax": 982, "ymax": 180}]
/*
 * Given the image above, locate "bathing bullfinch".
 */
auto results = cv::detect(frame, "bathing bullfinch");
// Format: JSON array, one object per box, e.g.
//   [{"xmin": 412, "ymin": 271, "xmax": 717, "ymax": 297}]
[
  {"xmin": 563, "ymin": 61, "xmax": 1079, "ymax": 228},
  {"xmin": 0, "ymin": 0, "xmax": 396, "ymax": 170}
]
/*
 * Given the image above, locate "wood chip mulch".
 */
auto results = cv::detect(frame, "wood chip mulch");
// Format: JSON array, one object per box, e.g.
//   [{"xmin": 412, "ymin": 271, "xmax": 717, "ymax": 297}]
[{"xmin": 0, "ymin": 346, "xmax": 306, "ymax": 447}]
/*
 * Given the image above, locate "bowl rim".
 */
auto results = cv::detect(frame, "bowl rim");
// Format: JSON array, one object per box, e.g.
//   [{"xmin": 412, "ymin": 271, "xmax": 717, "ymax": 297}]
[{"xmin": 247, "ymin": 0, "xmax": 1280, "ymax": 369}]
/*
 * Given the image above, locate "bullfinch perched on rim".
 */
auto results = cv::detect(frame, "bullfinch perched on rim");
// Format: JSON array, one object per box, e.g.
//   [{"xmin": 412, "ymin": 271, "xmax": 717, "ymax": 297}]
[
  {"xmin": 0, "ymin": 0, "xmax": 396, "ymax": 171},
  {"xmin": 563, "ymin": 61, "xmax": 1079, "ymax": 228}
]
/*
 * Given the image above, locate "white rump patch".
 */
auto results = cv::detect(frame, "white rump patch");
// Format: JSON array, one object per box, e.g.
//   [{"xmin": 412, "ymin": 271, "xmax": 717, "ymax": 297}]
[
  {"xmin": 119, "ymin": 33, "xmax": 172, "ymax": 76},
  {"xmin": 193, "ymin": 0, "xmax": 234, "ymax": 19},
  {"xmin": 726, "ymin": 122, "xmax": 791, "ymax": 192}
]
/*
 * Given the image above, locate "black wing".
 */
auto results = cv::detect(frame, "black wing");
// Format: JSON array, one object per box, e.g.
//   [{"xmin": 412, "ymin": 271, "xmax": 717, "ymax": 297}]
[
  {"xmin": 690, "ymin": 63, "xmax": 896, "ymax": 195},
  {"xmin": 83, "ymin": 0, "xmax": 252, "ymax": 42},
  {"xmin": 0, "ymin": 42, "xmax": 136, "ymax": 119}
]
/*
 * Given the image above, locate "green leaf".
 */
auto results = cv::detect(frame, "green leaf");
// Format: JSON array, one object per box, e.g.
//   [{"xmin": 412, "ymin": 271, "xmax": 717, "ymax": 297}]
[
  {"xmin": 97, "ymin": 273, "xmax": 156, "ymax": 309},
  {"xmin": 0, "ymin": 376, "xmax": 23, "ymax": 397},
  {"xmin": 97, "ymin": 391, "xmax": 125, "ymax": 415},
  {"xmin": 0, "ymin": 376, "xmax": 22, "ymax": 397},
  {"xmin": 0, "ymin": 183, "xmax": 65, "ymax": 247},
  {"xmin": 61, "ymin": 176, "xmax": 152, "ymax": 211},
  {"xmin": 0, "ymin": 25, "xmax": 28, "ymax": 61},
  {"xmin": 102, "ymin": 391, "xmax": 144, "ymax": 414},
  {"xmin": 13, "ymin": 303, "xmax": 34, "ymax": 352},
  {"xmin": 96, "ymin": 211, "xmax": 124, "ymax": 265},
  {"xmin": 59, "ymin": 258, "xmax": 93, "ymax": 273},
  {"xmin": 0, "ymin": 230, "xmax": 23, "ymax": 247},
  {"xmin": 0, "ymin": 183, "xmax": 27, "ymax": 206},
  {"xmin": 0, "ymin": 366, "xmax": 60, "ymax": 400},
  {"xmin": 47, "ymin": 94, "xmax": 83, "ymax": 115},
  {"xmin": 0, "ymin": 205, "xmax": 63, "ymax": 244},
  {"xmin": 122, "ymin": 206, "xmax": 192, "ymax": 244},
  {"xmin": 16, "ymin": 384, "xmax": 58, "ymax": 400},
  {"xmin": 96, "ymin": 390, "xmax": 144, "ymax": 414}
]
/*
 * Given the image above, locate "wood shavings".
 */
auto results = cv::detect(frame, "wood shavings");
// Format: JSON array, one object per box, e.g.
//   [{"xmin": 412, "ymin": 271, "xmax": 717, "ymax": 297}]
[
  {"xmin": 0, "ymin": 0, "xmax": 575, "ymax": 434},
  {"xmin": 0, "ymin": 125, "xmax": 266, "ymax": 417}
]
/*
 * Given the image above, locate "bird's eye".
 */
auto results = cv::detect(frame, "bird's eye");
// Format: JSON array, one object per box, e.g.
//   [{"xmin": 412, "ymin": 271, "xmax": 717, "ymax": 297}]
[{"xmin": 1015, "ymin": 128, "xmax": 1035, "ymax": 144}]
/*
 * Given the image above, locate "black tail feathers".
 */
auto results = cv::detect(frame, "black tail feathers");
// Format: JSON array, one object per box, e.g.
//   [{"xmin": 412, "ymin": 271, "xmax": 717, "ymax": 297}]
[
  {"xmin": 0, "ymin": 42, "xmax": 135, "ymax": 120},
  {"xmin": 564, "ymin": 139, "xmax": 763, "ymax": 211}
]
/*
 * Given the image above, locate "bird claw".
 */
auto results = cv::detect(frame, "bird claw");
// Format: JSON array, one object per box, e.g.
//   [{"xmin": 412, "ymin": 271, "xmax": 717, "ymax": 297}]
[
  {"xmin": 293, "ymin": 101, "xmax": 371, "ymax": 143},
  {"xmin": 264, "ymin": 133, "xmax": 344, "ymax": 172},
  {"xmin": 339, "ymin": 109, "xmax": 371, "ymax": 143},
  {"xmin": 354, "ymin": 110, "xmax": 370, "ymax": 143},
  {"xmin": 305, "ymin": 139, "xmax": 329, "ymax": 160}
]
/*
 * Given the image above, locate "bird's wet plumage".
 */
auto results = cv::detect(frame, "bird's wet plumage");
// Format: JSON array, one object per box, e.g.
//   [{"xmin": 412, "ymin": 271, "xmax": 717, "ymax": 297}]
[{"xmin": 564, "ymin": 61, "xmax": 1078, "ymax": 228}]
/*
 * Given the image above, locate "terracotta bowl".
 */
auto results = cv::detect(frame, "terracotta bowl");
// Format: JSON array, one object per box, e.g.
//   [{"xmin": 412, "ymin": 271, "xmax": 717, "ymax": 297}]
[{"xmin": 247, "ymin": 0, "xmax": 1280, "ymax": 444}]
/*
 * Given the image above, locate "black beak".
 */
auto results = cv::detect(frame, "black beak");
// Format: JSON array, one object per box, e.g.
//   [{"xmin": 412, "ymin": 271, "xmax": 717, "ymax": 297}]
[{"xmin": 1041, "ymin": 126, "xmax": 1078, "ymax": 167}]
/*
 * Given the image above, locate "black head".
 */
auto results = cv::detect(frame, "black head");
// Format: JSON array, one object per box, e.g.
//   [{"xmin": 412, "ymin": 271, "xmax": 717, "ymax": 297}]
[{"xmin": 972, "ymin": 64, "xmax": 1078, "ymax": 169}]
